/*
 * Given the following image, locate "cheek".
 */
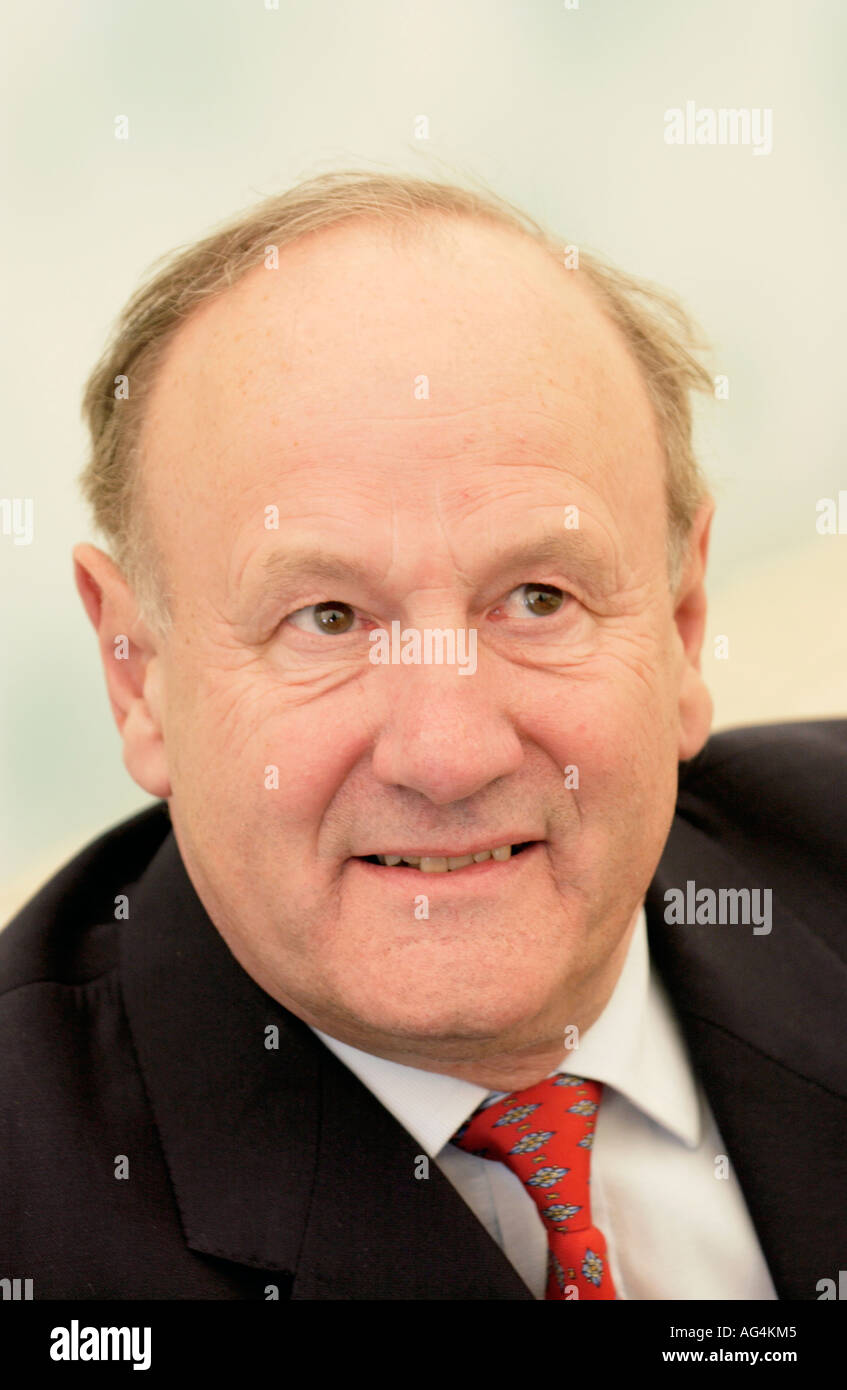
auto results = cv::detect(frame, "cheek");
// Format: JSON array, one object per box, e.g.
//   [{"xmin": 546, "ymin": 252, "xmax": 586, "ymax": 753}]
[
  {"xmin": 533, "ymin": 660, "xmax": 676, "ymax": 772},
  {"xmin": 264, "ymin": 709, "xmax": 363, "ymax": 830},
  {"xmin": 532, "ymin": 667, "xmax": 679, "ymax": 854},
  {"xmin": 167, "ymin": 664, "xmax": 370, "ymax": 833}
]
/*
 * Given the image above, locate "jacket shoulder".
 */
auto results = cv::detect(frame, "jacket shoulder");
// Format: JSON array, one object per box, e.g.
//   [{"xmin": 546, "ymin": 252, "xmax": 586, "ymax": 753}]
[
  {"xmin": 0, "ymin": 800, "xmax": 172, "ymax": 997},
  {"xmin": 671, "ymin": 718, "xmax": 847, "ymax": 956},
  {"xmin": 682, "ymin": 717, "xmax": 847, "ymax": 783},
  {"xmin": 678, "ymin": 718, "xmax": 847, "ymax": 828}
]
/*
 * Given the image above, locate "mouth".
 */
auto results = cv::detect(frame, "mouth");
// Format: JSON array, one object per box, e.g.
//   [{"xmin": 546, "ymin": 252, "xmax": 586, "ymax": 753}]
[{"xmin": 354, "ymin": 841, "xmax": 539, "ymax": 874}]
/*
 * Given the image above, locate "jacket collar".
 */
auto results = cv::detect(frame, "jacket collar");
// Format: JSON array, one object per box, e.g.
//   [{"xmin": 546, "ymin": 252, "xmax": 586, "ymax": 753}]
[
  {"xmin": 646, "ymin": 809, "xmax": 847, "ymax": 1094},
  {"xmin": 120, "ymin": 818, "xmax": 532, "ymax": 1298},
  {"xmin": 645, "ymin": 810, "xmax": 847, "ymax": 1299}
]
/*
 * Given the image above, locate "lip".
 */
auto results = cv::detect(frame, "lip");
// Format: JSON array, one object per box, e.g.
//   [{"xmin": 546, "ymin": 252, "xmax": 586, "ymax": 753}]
[
  {"xmin": 347, "ymin": 841, "xmax": 544, "ymax": 883},
  {"xmin": 351, "ymin": 837, "xmax": 541, "ymax": 860}
]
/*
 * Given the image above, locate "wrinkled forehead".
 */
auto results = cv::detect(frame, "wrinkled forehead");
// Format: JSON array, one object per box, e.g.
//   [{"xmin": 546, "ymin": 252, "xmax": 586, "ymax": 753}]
[{"xmin": 137, "ymin": 216, "xmax": 665, "ymax": 608}]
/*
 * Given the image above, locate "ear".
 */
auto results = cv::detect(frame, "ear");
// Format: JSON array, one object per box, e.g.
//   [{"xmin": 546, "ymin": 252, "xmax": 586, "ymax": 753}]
[
  {"xmin": 73, "ymin": 542, "xmax": 172, "ymax": 799},
  {"xmin": 673, "ymin": 499, "xmax": 715, "ymax": 763}
]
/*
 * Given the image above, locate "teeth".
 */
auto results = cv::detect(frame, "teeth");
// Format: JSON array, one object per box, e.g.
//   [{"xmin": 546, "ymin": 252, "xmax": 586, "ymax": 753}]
[{"xmin": 375, "ymin": 844, "xmax": 516, "ymax": 871}]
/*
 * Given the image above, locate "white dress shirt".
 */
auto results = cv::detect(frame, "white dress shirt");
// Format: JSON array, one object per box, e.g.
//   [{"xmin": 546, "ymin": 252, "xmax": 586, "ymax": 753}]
[{"xmin": 311, "ymin": 907, "xmax": 777, "ymax": 1299}]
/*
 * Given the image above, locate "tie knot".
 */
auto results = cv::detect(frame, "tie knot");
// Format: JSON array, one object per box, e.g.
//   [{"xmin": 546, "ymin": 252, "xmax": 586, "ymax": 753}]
[
  {"xmin": 451, "ymin": 1074, "xmax": 602, "ymax": 1228},
  {"xmin": 450, "ymin": 1073, "xmax": 616, "ymax": 1299},
  {"xmin": 453, "ymin": 1072, "xmax": 601, "ymax": 1143}
]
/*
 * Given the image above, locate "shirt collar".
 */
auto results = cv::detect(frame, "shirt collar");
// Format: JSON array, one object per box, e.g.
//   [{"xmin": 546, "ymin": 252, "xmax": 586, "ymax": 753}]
[{"xmin": 311, "ymin": 905, "xmax": 702, "ymax": 1158}]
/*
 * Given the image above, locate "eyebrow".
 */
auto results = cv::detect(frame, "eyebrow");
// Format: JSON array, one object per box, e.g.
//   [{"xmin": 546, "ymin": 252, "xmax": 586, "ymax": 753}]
[{"xmin": 242, "ymin": 530, "xmax": 614, "ymax": 609}]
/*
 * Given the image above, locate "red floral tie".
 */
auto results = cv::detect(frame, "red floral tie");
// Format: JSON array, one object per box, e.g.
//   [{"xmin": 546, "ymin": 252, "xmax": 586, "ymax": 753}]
[{"xmin": 451, "ymin": 1074, "xmax": 617, "ymax": 1299}]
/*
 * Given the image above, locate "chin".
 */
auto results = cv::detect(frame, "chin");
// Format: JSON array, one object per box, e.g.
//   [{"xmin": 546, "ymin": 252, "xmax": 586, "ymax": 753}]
[{"xmin": 327, "ymin": 975, "xmax": 555, "ymax": 1056}]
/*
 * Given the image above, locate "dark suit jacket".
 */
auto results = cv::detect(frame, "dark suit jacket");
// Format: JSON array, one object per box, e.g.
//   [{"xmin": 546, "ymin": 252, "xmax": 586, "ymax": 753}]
[{"xmin": 1, "ymin": 720, "xmax": 845, "ymax": 1300}]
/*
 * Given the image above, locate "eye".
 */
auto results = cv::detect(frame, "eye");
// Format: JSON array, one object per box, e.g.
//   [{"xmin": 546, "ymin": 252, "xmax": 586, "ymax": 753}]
[
  {"xmin": 287, "ymin": 600, "xmax": 357, "ymax": 635},
  {"xmin": 490, "ymin": 583, "xmax": 568, "ymax": 621},
  {"xmin": 519, "ymin": 583, "xmax": 565, "ymax": 616}
]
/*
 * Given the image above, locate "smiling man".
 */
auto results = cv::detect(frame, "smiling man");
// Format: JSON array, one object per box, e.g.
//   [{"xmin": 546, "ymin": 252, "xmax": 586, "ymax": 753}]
[{"xmin": 1, "ymin": 172, "xmax": 844, "ymax": 1302}]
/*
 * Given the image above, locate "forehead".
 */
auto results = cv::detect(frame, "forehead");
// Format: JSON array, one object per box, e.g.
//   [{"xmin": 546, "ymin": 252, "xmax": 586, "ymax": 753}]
[{"xmin": 138, "ymin": 215, "xmax": 664, "ymax": 607}]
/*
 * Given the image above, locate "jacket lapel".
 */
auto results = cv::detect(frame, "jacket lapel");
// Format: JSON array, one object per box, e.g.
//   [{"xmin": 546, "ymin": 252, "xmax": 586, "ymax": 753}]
[
  {"xmin": 290, "ymin": 1042, "xmax": 533, "ymax": 1299},
  {"xmin": 646, "ymin": 814, "xmax": 847, "ymax": 1300},
  {"xmin": 121, "ymin": 824, "xmax": 532, "ymax": 1298}
]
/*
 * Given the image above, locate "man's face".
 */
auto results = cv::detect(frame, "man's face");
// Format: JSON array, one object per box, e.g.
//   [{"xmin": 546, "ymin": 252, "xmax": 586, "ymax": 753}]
[{"xmin": 105, "ymin": 217, "xmax": 712, "ymax": 1064}]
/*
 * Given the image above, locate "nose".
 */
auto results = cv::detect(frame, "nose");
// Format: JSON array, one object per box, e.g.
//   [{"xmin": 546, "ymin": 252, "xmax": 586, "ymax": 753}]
[{"xmin": 370, "ymin": 644, "xmax": 524, "ymax": 804}]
